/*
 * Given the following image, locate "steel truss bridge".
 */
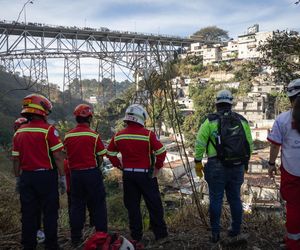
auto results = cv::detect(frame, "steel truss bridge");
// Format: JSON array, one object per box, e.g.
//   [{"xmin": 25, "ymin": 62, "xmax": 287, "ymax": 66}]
[{"xmin": 0, "ymin": 20, "xmax": 199, "ymax": 101}]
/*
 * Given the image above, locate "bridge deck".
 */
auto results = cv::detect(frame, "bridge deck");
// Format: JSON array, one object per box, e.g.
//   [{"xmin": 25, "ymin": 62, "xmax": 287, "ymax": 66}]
[{"xmin": 0, "ymin": 21, "xmax": 199, "ymax": 46}]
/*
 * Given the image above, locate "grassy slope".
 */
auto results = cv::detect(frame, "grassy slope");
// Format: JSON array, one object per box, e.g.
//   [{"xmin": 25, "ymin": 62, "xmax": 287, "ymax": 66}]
[{"xmin": 0, "ymin": 154, "xmax": 285, "ymax": 250}]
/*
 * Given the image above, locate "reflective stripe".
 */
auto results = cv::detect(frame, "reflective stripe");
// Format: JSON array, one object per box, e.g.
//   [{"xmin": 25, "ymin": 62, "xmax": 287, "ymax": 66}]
[
  {"xmin": 107, "ymin": 150, "xmax": 118, "ymax": 156},
  {"xmin": 94, "ymin": 135, "xmax": 99, "ymax": 158},
  {"xmin": 65, "ymin": 131, "xmax": 102, "ymax": 167},
  {"xmin": 27, "ymin": 103, "xmax": 45, "ymax": 111},
  {"xmin": 123, "ymin": 168, "xmax": 149, "ymax": 173},
  {"xmin": 65, "ymin": 132, "xmax": 98, "ymax": 139},
  {"xmin": 155, "ymin": 146, "xmax": 166, "ymax": 155},
  {"xmin": 13, "ymin": 125, "xmax": 56, "ymax": 169},
  {"xmin": 96, "ymin": 149, "xmax": 107, "ymax": 156},
  {"xmin": 12, "ymin": 151, "xmax": 19, "ymax": 156},
  {"xmin": 17, "ymin": 128, "xmax": 48, "ymax": 134},
  {"xmin": 50, "ymin": 142, "xmax": 64, "ymax": 151},
  {"xmin": 45, "ymin": 126, "xmax": 53, "ymax": 169},
  {"xmin": 287, "ymin": 232, "xmax": 300, "ymax": 240},
  {"xmin": 115, "ymin": 134, "xmax": 149, "ymax": 142},
  {"xmin": 148, "ymin": 131, "xmax": 152, "ymax": 168}
]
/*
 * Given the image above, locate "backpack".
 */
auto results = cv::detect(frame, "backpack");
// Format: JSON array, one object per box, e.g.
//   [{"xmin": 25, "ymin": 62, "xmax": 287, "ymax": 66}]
[
  {"xmin": 208, "ymin": 111, "xmax": 250, "ymax": 166},
  {"xmin": 84, "ymin": 232, "xmax": 144, "ymax": 250}
]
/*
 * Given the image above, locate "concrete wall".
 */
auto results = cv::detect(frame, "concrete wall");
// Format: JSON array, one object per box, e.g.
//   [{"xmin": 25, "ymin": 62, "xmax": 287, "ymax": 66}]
[{"xmin": 209, "ymin": 71, "xmax": 235, "ymax": 81}]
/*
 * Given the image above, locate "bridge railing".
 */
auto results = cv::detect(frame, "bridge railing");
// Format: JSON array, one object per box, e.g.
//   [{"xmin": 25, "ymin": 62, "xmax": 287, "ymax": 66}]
[{"xmin": 0, "ymin": 19, "xmax": 189, "ymax": 40}]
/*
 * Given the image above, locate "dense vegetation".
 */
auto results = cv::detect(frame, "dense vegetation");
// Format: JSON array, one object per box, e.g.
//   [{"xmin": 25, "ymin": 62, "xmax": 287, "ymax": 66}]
[
  {"xmin": 0, "ymin": 69, "xmax": 134, "ymax": 146},
  {"xmin": 0, "ymin": 27, "xmax": 297, "ymax": 249}
]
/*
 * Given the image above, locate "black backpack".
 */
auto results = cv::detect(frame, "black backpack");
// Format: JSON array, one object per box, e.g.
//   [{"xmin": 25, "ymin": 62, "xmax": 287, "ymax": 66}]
[{"xmin": 208, "ymin": 111, "xmax": 250, "ymax": 166}]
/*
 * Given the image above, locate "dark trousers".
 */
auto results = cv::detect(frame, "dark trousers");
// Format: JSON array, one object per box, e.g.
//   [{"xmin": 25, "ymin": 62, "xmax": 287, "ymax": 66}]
[
  {"xmin": 204, "ymin": 158, "xmax": 244, "ymax": 235},
  {"xmin": 70, "ymin": 168, "xmax": 107, "ymax": 242},
  {"xmin": 67, "ymin": 192, "xmax": 94, "ymax": 228},
  {"xmin": 37, "ymin": 206, "xmax": 42, "ymax": 230},
  {"xmin": 123, "ymin": 172, "xmax": 168, "ymax": 241},
  {"xmin": 20, "ymin": 170, "xmax": 59, "ymax": 250}
]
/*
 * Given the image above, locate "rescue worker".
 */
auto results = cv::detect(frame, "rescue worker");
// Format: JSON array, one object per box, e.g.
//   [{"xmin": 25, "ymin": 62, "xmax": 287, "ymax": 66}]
[
  {"xmin": 267, "ymin": 79, "xmax": 300, "ymax": 250},
  {"xmin": 64, "ymin": 104, "xmax": 107, "ymax": 246},
  {"xmin": 107, "ymin": 104, "xmax": 168, "ymax": 245},
  {"xmin": 14, "ymin": 117, "xmax": 46, "ymax": 244},
  {"xmin": 194, "ymin": 90, "xmax": 253, "ymax": 243},
  {"xmin": 14, "ymin": 117, "xmax": 28, "ymax": 131},
  {"xmin": 12, "ymin": 94, "xmax": 66, "ymax": 250}
]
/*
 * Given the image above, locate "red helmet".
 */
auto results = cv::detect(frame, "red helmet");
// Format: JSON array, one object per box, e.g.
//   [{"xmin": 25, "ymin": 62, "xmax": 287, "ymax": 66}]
[
  {"xmin": 14, "ymin": 117, "xmax": 28, "ymax": 131},
  {"xmin": 73, "ymin": 104, "xmax": 93, "ymax": 117},
  {"xmin": 21, "ymin": 94, "xmax": 52, "ymax": 117}
]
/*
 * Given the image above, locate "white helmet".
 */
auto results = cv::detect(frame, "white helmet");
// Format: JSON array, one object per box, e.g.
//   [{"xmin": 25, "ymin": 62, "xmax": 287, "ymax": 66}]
[
  {"xmin": 287, "ymin": 79, "xmax": 300, "ymax": 97},
  {"xmin": 124, "ymin": 104, "xmax": 148, "ymax": 126},
  {"xmin": 216, "ymin": 89, "xmax": 233, "ymax": 104},
  {"xmin": 119, "ymin": 236, "xmax": 134, "ymax": 250}
]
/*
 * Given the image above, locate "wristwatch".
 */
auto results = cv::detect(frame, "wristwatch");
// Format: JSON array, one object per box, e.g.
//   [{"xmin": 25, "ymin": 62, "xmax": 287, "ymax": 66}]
[{"xmin": 268, "ymin": 161, "xmax": 275, "ymax": 166}]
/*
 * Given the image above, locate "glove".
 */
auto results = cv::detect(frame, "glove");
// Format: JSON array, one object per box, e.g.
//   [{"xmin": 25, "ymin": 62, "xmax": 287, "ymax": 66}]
[
  {"xmin": 195, "ymin": 162, "xmax": 204, "ymax": 178},
  {"xmin": 59, "ymin": 175, "xmax": 67, "ymax": 195},
  {"xmin": 15, "ymin": 176, "xmax": 20, "ymax": 193}
]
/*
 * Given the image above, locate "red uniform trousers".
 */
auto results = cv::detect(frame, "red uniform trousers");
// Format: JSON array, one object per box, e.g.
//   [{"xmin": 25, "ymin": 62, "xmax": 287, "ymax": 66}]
[{"xmin": 280, "ymin": 166, "xmax": 300, "ymax": 250}]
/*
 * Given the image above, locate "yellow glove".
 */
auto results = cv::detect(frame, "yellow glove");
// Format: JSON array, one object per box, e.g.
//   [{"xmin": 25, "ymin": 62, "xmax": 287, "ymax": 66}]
[{"xmin": 195, "ymin": 162, "xmax": 204, "ymax": 178}]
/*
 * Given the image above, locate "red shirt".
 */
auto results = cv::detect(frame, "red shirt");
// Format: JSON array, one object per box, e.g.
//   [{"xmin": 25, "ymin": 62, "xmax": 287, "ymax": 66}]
[
  {"xmin": 12, "ymin": 119, "xmax": 64, "ymax": 171},
  {"xmin": 107, "ymin": 123, "xmax": 166, "ymax": 169},
  {"xmin": 64, "ymin": 123, "xmax": 106, "ymax": 170}
]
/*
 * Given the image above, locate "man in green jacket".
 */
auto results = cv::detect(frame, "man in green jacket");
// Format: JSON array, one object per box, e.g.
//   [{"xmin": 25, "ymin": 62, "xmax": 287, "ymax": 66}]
[{"xmin": 194, "ymin": 89, "xmax": 253, "ymax": 243}]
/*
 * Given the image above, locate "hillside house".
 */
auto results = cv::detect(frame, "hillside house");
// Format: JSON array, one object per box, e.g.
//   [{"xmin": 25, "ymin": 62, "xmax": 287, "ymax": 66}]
[{"xmin": 237, "ymin": 25, "xmax": 273, "ymax": 60}]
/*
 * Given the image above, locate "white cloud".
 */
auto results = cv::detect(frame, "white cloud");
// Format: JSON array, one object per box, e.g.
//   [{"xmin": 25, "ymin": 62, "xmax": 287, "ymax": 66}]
[{"xmin": 1, "ymin": 0, "xmax": 300, "ymax": 85}]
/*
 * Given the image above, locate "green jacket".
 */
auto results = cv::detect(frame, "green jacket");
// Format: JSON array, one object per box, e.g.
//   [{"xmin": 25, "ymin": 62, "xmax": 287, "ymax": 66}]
[{"xmin": 194, "ymin": 111, "xmax": 253, "ymax": 162}]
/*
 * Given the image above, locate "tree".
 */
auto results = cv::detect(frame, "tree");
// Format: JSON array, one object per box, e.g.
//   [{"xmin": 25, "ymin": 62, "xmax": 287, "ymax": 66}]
[
  {"xmin": 182, "ymin": 84, "xmax": 217, "ymax": 149},
  {"xmin": 237, "ymin": 81, "xmax": 252, "ymax": 96},
  {"xmin": 0, "ymin": 112, "xmax": 15, "ymax": 146},
  {"xmin": 234, "ymin": 61, "xmax": 261, "ymax": 82},
  {"xmin": 258, "ymin": 30, "xmax": 300, "ymax": 85},
  {"xmin": 193, "ymin": 26, "xmax": 229, "ymax": 42},
  {"xmin": 268, "ymin": 92, "xmax": 290, "ymax": 118},
  {"xmin": 93, "ymin": 85, "xmax": 135, "ymax": 139}
]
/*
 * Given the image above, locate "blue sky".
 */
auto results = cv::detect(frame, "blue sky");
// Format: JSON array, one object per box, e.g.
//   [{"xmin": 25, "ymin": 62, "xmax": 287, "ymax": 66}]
[
  {"xmin": 1, "ymin": 0, "xmax": 299, "ymax": 37},
  {"xmin": 0, "ymin": 0, "xmax": 299, "ymax": 84}
]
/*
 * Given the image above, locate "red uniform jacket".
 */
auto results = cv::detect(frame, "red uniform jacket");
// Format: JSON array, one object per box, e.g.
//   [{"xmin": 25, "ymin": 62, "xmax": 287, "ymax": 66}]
[
  {"xmin": 107, "ymin": 123, "xmax": 166, "ymax": 169},
  {"xmin": 12, "ymin": 119, "xmax": 64, "ymax": 171},
  {"xmin": 64, "ymin": 124, "xmax": 106, "ymax": 170}
]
